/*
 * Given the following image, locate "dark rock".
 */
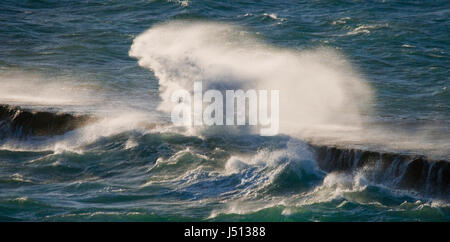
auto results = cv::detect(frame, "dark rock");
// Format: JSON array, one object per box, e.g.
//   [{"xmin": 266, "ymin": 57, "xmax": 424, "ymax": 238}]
[
  {"xmin": 310, "ymin": 144, "xmax": 449, "ymax": 200},
  {"xmin": 0, "ymin": 104, "xmax": 92, "ymax": 138}
]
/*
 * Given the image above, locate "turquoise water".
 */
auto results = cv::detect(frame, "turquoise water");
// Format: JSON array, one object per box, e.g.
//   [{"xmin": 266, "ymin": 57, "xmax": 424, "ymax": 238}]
[{"xmin": 0, "ymin": 0, "xmax": 449, "ymax": 221}]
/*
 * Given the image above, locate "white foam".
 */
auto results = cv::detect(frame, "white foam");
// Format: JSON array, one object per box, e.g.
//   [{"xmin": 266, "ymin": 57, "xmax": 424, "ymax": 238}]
[
  {"xmin": 346, "ymin": 24, "xmax": 388, "ymax": 35},
  {"xmin": 129, "ymin": 21, "xmax": 450, "ymax": 158}
]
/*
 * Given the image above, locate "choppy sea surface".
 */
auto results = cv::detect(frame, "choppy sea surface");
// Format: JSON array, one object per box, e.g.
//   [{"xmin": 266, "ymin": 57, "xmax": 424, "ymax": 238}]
[{"xmin": 0, "ymin": 0, "xmax": 449, "ymax": 221}]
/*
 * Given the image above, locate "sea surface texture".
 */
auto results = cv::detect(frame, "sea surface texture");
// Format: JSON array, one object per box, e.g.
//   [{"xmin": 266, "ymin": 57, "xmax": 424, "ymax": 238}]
[{"xmin": 0, "ymin": 0, "xmax": 449, "ymax": 221}]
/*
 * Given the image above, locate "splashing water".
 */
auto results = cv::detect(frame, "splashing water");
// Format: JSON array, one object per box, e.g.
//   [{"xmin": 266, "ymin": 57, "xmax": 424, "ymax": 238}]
[{"xmin": 0, "ymin": 0, "xmax": 449, "ymax": 222}]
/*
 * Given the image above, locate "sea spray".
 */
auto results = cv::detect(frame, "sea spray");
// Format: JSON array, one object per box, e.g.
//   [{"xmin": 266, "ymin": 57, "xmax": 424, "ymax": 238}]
[
  {"xmin": 129, "ymin": 21, "xmax": 374, "ymax": 136},
  {"xmin": 130, "ymin": 21, "xmax": 450, "ymax": 159}
]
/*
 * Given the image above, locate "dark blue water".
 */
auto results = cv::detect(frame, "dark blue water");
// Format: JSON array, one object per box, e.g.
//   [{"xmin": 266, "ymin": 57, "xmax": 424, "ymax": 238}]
[{"xmin": 0, "ymin": 0, "xmax": 449, "ymax": 221}]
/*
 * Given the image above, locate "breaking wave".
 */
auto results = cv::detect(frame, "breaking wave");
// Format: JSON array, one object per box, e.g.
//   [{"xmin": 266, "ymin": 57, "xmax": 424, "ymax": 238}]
[{"xmin": 0, "ymin": 21, "xmax": 448, "ymax": 221}]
